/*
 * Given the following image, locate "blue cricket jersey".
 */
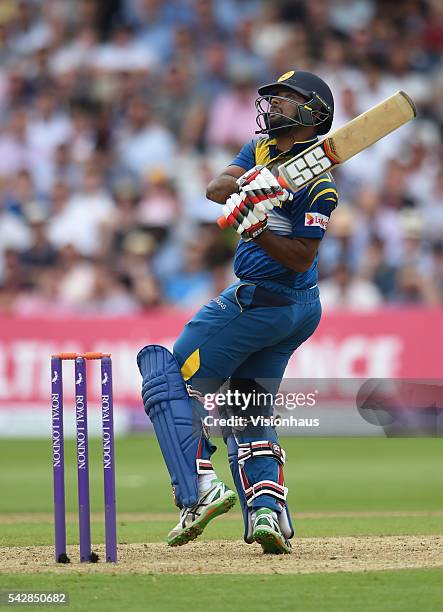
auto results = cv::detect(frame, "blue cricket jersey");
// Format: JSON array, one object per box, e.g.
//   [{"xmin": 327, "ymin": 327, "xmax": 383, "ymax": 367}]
[{"xmin": 230, "ymin": 136, "xmax": 338, "ymax": 295}]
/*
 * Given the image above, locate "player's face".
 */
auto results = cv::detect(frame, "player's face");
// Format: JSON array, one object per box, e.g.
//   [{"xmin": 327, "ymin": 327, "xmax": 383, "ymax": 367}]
[{"xmin": 268, "ymin": 90, "xmax": 307, "ymax": 129}]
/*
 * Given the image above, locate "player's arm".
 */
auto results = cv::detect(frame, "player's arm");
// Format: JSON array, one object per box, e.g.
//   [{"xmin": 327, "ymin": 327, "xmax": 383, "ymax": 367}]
[
  {"xmin": 243, "ymin": 175, "xmax": 337, "ymax": 271},
  {"xmin": 206, "ymin": 165, "xmax": 245, "ymax": 204},
  {"xmin": 255, "ymin": 175, "xmax": 338, "ymax": 272},
  {"xmin": 207, "ymin": 139, "xmax": 259, "ymax": 204},
  {"xmin": 254, "ymin": 233, "xmax": 320, "ymax": 273}
]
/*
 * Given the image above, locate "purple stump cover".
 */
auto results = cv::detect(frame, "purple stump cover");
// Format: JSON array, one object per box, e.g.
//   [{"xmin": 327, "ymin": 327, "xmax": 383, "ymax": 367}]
[
  {"xmin": 75, "ymin": 357, "xmax": 92, "ymax": 562},
  {"xmin": 101, "ymin": 356, "xmax": 117, "ymax": 562},
  {"xmin": 51, "ymin": 357, "xmax": 67, "ymax": 562}
]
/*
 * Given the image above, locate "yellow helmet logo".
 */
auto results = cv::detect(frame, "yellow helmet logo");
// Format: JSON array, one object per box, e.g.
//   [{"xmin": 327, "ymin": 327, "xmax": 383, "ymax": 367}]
[{"xmin": 278, "ymin": 70, "xmax": 295, "ymax": 82}]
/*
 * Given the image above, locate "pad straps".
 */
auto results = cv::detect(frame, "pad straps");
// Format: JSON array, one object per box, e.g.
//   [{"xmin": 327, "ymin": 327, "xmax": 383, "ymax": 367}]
[
  {"xmin": 244, "ymin": 480, "xmax": 288, "ymax": 506},
  {"xmin": 196, "ymin": 438, "xmax": 214, "ymax": 474},
  {"xmin": 238, "ymin": 440, "xmax": 286, "ymax": 465},
  {"xmin": 238, "ymin": 440, "xmax": 288, "ymax": 507}
]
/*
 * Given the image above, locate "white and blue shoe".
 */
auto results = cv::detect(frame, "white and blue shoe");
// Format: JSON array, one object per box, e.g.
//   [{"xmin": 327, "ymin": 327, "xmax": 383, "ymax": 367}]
[{"xmin": 167, "ymin": 479, "xmax": 237, "ymax": 547}]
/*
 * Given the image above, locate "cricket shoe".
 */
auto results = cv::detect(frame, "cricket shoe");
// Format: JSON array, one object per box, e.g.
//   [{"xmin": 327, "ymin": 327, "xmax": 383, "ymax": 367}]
[
  {"xmin": 252, "ymin": 508, "xmax": 292, "ymax": 554},
  {"xmin": 167, "ymin": 479, "xmax": 237, "ymax": 547}
]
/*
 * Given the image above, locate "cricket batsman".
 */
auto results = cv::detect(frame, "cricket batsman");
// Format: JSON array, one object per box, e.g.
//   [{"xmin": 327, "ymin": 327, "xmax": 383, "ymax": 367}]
[{"xmin": 138, "ymin": 71, "xmax": 337, "ymax": 554}]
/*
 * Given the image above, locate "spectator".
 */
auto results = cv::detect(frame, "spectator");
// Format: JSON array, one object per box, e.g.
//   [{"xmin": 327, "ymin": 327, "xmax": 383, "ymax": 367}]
[
  {"xmin": 56, "ymin": 244, "xmax": 96, "ymax": 307},
  {"xmin": 101, "ymin": 179, "xmax": 141, "ymax": 258},
  {"xmin": 415, "ymin": 168, "xmax": 443, "ymax": 242},
  {"xmin": 12, "ymin": 267, "xmax": 71, "ymax": 316},
  {"xmin": 0, "ymin": 200, "xmax": 31, "ymax": 282},
  {"xmin": 205, "ymin": 65, "xmax": 258, "ymax": 152},
  {"xmin": 138, "ymin": 169, "xmax": 180, "ymax": 229},
  {"xmin": 83, "ymin": 263, "xmax": 140, "ymax": 315},
  {"xmin": 0, "ymin": 0, "xmax": 441, "ymax": 314},
  {"xmin": 319, "ymin": 262, "xmax": 383, "ymax": 311},
  {"xmin": 20, "ymin": 204, "xmax": 58, "ymax": 273},
  {"xmin": 328, "ymin": 0, "xmax": 375, "ymax": 34},
  {"xmin": 49, "ymin": 25, "xmax": 99, "ymax": 75},
  {"xmin": 152, "ymin": 63, "xmax": 199, "ymax": 143},
  {"xmin": 47, "ymin": 169, "xmax": 113, "ymax": 256},
  {"xmin": 395, "ymin": 265, "xmax": 440, "ymax": 306},
  {"xmin": 118, "ymin": 230, "xmax": 162, "ymax": 308},
  {"xmin": 93, "ymin": 24, "xmax": 158, "ymax": 74},
  {"xmin": 26, "ymin": 90, "xmax": 72, "ymax": 164},
  {"xmin": 0, "ymin": 246, "xmax": 32, "ymax": 311},
  {"xmin": 198, "ymin": 42, "xmax": 230, "ymax": 99},
  {"xmin": 429, "ymin": 241, "xmax": 443, "ymax": 298},
  {"xmin": 0, "ymin": 109, "xmax": 36, "ymax": 179},
  {"xmin": 116, "ymin": 96, "xmax": 176, "ymax": 177},
  {"xmin": 10, "ymin": 1, "xmax": 53, "ymax": 57},
  {"xmin": 163, "ymin": 239, "xmax": 214, "ymax": 308},
  {"xmin": 358, "ymin": 236, "xmax": 397, "ymax": 300}
]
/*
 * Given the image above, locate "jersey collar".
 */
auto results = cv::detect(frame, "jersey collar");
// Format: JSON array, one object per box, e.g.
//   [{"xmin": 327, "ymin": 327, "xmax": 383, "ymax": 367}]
[{"xmin": 269, "ymin": 137, "xmax": 318, "ymax": 161}]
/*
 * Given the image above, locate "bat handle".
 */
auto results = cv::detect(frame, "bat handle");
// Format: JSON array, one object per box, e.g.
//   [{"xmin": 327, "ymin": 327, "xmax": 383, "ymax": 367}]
[
  {"xmin": 217, "ymin": 216, "xmax": 230, "ymax": 230},
  {"xmin": 216, "ymin": 172, "xmax": 288, "ymax": 230},
  {"xmin": 276, "ymin": 171, "xmax": 289, "ymax": 190}
]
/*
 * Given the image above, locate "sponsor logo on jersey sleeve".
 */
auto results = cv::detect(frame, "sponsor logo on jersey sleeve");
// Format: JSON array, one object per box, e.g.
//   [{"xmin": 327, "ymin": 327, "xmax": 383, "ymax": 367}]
[{"xmin": 305, "ymin": 212, "xmax": 329, "ymax": 229}]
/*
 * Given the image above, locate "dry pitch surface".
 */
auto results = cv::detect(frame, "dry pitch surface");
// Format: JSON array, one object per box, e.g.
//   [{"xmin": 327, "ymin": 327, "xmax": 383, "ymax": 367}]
[
  {"xmin": 1, "ymin": 535, "xmax": 442, "ymax": 575},
  {"xmin": 1, "ymin": 512, "xmax": 442, "ymax": 575}
]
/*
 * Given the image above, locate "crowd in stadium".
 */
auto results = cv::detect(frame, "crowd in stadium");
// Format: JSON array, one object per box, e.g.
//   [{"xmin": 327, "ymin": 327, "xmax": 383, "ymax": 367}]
[{"xmin": 0, "ymin": 0, "xmax": 442, "ymax": 314}]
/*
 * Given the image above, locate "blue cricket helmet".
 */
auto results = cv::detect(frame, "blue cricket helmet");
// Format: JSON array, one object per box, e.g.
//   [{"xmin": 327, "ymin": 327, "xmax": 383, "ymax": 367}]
[{"xmin": 256, "ymin": 70, "xmax": 334, "ymax": 135}]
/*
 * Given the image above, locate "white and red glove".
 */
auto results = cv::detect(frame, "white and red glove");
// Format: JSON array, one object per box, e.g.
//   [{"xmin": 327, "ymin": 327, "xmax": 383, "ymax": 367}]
[
  {"xmin": 222, "ymin": 192, "xmax": 268, "ymax": 242},
  {"xmin": 221, "ymin": 167, "xmax": 293, "ymax": 240},
  {"xmin": 237, "ymin": 165, "xmax": 292, "ymax": 208}
]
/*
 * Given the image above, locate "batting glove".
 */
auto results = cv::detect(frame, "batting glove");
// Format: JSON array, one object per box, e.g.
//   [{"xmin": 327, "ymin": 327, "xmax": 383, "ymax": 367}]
[
  {"xmin": 222, "ymin": 192, "xmax": 268, "ymax": 242},
  {"xmin": 237, "ymin": 165, "xmax": 293, "ymax": 208}
]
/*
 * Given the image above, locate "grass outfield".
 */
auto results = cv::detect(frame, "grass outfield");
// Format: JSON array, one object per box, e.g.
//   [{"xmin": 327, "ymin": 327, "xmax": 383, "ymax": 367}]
[
  {"xmin": 1, "ymin": 569, "xmax": 443, "ymax": 612},
  {"xmin": 0, "ymin": 436, "xmax": 442, "ymax": 611},
  {"xmin": 2, "ymin": 436, "xmax": 443, "ymax": 515}
]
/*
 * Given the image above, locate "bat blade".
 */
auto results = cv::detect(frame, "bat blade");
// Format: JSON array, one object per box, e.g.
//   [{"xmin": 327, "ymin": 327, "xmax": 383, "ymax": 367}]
[{"xmin": 278, "ymin": 90, "xmax": 416, "ymax": 192}]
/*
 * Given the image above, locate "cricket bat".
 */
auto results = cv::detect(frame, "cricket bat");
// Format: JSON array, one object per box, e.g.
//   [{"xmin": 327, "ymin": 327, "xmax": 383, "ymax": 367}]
[{"xmin": 217, "ymin": 90, "xmax": 416, "ymax": 229}]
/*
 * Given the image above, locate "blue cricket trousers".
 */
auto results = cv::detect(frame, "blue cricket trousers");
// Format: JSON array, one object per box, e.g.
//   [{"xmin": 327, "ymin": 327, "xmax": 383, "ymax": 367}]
[{"xmin": 173, "ymin": 281, "xmax": 321, "ymax": 512}]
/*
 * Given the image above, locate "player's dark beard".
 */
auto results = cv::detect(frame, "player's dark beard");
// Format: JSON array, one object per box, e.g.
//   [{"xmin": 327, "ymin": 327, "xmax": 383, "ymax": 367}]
[{"xmin": 266, "ymin": 112, "xmax": 298, "ymax": 135}]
